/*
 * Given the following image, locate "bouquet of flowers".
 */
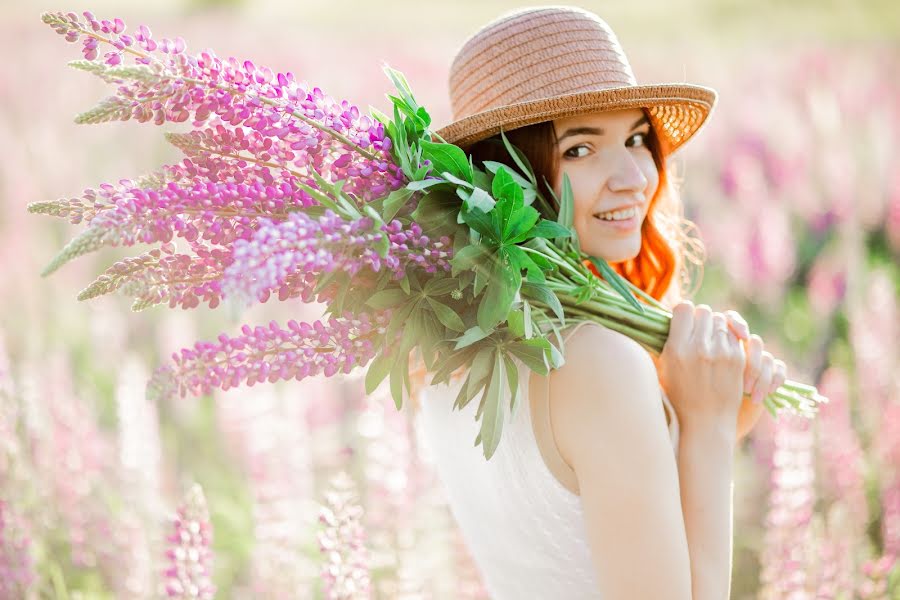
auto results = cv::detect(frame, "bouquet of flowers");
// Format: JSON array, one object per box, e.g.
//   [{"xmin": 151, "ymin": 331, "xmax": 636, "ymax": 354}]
[{"xmin": 31, "ymin": 10, "xmax": 827, "ymax": 460}]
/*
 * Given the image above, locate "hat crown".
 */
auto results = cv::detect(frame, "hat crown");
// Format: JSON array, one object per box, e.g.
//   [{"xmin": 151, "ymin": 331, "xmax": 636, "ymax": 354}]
[{"xmin": 449, "ymin": 6, "xmax": 638, "ymax": 122}]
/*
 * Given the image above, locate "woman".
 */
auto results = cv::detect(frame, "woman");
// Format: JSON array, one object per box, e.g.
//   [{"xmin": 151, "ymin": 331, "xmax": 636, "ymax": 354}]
[{"xmin": 412, "ymin": 6, "xmax": 787, "ymax": 598}]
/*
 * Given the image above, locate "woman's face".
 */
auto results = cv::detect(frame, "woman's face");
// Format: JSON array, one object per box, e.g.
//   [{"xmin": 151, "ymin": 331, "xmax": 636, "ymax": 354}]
[{"xmin": 551, "ymin": 108, "xmax": 659, "ymax": 263}]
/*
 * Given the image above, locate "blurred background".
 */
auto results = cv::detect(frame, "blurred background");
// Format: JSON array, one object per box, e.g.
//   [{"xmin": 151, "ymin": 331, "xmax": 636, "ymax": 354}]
[{"xmin": 1, "ymin": 0, "xmax": 898, "ymax": 597}]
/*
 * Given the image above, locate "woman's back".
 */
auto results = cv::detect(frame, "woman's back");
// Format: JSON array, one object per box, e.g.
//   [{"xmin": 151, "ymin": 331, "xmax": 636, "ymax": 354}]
[{"xmin": 413, "ymin": 322, "xmax": 681, "ymax": 599}]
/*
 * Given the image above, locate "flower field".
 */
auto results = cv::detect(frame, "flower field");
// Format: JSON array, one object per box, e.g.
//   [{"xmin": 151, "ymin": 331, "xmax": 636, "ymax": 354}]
[{"xmin": 1, "ymin": 1, "xmax": 898, "ymax": 598}]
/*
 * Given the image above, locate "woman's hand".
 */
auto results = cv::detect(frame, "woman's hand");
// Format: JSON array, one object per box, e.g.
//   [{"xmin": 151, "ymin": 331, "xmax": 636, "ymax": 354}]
[
  {"xmin": 656, "ymin": 301, "xmax": 748, "ymax": 437},
  {"xmin": 722, "ymin": 310, "xmax": 786, "ymax": 440}
]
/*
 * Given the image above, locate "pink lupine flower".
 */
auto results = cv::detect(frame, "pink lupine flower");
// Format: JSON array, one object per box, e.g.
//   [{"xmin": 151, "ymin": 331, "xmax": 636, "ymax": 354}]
[
  {"xmin": 857, "ymin": 554, "xmax": 897, "ymax": 599},
  {"xmin": 222, "ymin": 211, "xmax": 453, "ymax": 307},
  {"xmin": 0, "ymin": 500, "xmax": 35, "ymax": 598},
  {"xmin": 42, "ymin": 11, "xmax": 404, "ymax": 196},
  {"xmin": 882, "ymin": 483, "xmax": 900, "ymax": 563},
  {"xmin": 758, "ymin": 414, "xmax": 816, "ymax": 598},
  {"xmin": 163, "ymin": 484, "xmax": 215, "ymax": 600},
  {"xmin": 148, "ymin": 311, "xmax": 391, "ymax": 401},
  {"xmin": 318, "ymin": 470, "xmax": 372, "ymax": 599},
  {"xmin": 816, "ymin": 368, "xmax": 868, "ymax": 527}
]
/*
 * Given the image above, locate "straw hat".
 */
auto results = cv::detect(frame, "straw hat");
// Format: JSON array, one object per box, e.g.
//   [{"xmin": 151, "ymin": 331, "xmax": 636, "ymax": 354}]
[{"xmin": 435, "ymin": 5, "xmax": 718, "ymax": 156}]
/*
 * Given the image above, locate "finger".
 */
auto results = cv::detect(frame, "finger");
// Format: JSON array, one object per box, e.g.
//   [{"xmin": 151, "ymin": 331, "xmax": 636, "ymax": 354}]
[
  {"xmin": 743, "ymin": 335, "xmax": 763, "ymax": 395},
  {"xmin": 724, "ymin": 310, "xmax": 750, "ymax": 341},
  {"xmin": 711, "ymin": 313, "xmax": 732, "ymax": 354},
  {"xmin": 769, "ymin": 359, "xmax": 787, "ymax": 396},
  {"xmin": 693, "ymin": 304, "xmax": 713, "ymax": 353},
  {"xmin": 752, "ymin": 352, "xmax": 774, "ymax": 405},
  {"xmin": 666, "ymin": 301, "xmax": 694, "ymax": 353}
]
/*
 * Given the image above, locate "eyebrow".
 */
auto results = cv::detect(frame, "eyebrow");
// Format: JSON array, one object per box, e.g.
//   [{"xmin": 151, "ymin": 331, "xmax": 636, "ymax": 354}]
[{"xmin": 556, "ymin": 115, "xmax": 649, "ymax": 143}]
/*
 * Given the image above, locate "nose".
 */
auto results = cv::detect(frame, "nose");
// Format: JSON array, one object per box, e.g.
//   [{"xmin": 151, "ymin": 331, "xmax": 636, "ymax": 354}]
[{"xmin": 606, "ymin": 151, "xmax": 648, "ymax": 194}]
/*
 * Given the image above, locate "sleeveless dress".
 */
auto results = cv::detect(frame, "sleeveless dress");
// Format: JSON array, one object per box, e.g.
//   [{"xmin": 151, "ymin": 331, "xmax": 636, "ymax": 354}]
[{"xmin": 412, "ymin": 321, "xmax": 681, "ymax": 599}]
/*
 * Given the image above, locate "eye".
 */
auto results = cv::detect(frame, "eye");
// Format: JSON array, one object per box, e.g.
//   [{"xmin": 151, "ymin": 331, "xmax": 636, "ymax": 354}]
[
  {"xmin": 628, "ymin": 131, "xmax": 651, "ymax": 148},
  {"xmin": 562, "ymin": 144, "xmax": 590, "ymax": 159}
]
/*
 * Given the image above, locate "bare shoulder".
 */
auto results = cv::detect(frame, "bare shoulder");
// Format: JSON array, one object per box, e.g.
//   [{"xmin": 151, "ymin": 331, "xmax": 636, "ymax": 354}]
[
  {"xmin": 546, "ymin": 323, "xmax": 692, "ymax": 596},
  {"xmin": 549, "ymin": 322, "xmax": 666, "ymax": 473}
]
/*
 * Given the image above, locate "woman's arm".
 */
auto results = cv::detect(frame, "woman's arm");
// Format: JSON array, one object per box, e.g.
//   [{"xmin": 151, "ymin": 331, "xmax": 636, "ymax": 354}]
[{"xmin": 678, "ymin": 419, "xmax": 737, "ymax": 599}]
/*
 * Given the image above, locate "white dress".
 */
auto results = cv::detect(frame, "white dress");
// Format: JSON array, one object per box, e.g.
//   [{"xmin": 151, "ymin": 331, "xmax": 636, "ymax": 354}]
[{"xmin": 413, "ymin": 322, "xmax": 681, "ymax": 599}]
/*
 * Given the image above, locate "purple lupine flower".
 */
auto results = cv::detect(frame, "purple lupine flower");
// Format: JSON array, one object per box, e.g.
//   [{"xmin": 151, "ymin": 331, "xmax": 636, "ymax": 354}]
[
  {"xmin": 148, "ymin": 311, "xmax": 391, "ymax": 402},
  {"xmin": 42, "ymin": 11, "xmax": 405, "ymax": 200},
  {"xmin": 221, "ymin": 211, "xmax": 453, "ymax": 307},
  {"xmin": 78, "ymin": 242, "xmax": 237, "ymax": 310},
  {"xmin": 758, "ymin": 413, "xmax": 816, "ymax": 598},
  {"xmin": 317, "ymin": 471, "xmax": 372, "ymax": 600},
  {"xmin": 163, "ymin": 484, "xmax": 215, "ymax": 600},
  {"xmin": 0, "ymin": 500, "xmax": 36, "ymax": 598}
]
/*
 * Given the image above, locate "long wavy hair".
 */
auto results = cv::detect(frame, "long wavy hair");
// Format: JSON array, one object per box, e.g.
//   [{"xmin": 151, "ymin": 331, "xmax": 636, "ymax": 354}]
[{"xmin": 405, "ymin": 110, "xmax": 706, "ymax": 412}]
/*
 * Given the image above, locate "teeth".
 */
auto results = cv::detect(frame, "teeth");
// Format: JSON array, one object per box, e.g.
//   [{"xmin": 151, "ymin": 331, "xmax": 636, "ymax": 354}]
[{"xmin": 594, "ymin": 207, "xmax": 637, "ymax": 221}]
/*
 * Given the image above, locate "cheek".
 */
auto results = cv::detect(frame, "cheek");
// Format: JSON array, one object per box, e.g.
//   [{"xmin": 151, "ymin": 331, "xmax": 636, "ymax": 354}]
[{"xmin": 640, "ymin": 156, "xmax": 660, "ymax": 196}]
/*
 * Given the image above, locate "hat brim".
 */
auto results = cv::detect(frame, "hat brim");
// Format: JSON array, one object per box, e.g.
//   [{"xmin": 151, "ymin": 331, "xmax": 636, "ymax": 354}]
[{"xmin": 434, "ymin": 83, "xmax": 718, "ymax": 157}]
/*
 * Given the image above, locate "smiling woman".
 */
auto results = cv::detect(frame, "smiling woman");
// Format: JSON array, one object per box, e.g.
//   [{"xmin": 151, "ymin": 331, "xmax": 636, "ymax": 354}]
[
  {"xmin": 465, "ymin": 107, "xmax": 702, "ymax": 306},
  {"xmin": 409, "ymin": 4, "xmax": 763, "ymax": 599}
]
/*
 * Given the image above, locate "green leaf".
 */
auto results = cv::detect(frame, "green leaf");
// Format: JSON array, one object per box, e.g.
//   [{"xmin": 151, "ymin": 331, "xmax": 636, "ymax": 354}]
[
  {"xmin": 461, "ymin": 187, "xmax": 495, "ymax": 214},
  {"xmin": 429, "ymin": 346, "xmax": 477, "ymax": 385},
  {"xmin": 482, "ymin": 160, "xmax": 535, "ymax": 192},
  {"xmin": 426, "ymin": 297, "xmax": 466, "ymax": 332},
  {"xmin": 523, "ymin": 299, "xmax": 533, "ymax": 338},
  {"xmin": 420, "ymin": 140, "xmax": 473, "ymax": 184},
  {"xmin": 526, "ymin": 219, "xmax": 571, "ymax": 241},
  {"xmin": 385, "ymin": 299, "xmax": 417, "ymax": 341},
  {"xmin": 473, "ymin": 262, "xmax": 489, "ymax": 297},
  {"xmin": 406, "ymin": 179, "xmax": 446, "ymax": 191},
  {"xmin": 454, "ymin": 371, "xmax": 486, "ymax": 411},
  {"xmin": 502, "ymin": 353, "xmax": 520, "ymax": 418},
  {"xmin": 449, "ymin": 243, "xmax": 488, "ymax": 275},
  {"xmin": 520, "ymin": 281, "xmax": 565, "ymax": 322},
  {"xmin": 389, "ymin": 351, "xmax": 407, "ymax": 410},
  {"xmin": 507, "ymin": 308, "xmax": 525, "ymax": 337},
  {"xmin": 558, "ymin": 173, "xmax": 574, "ymax": 230},
  {"xmin": 478, "ymin": 350, "xmax": 506, "ymax": 460},
  {"xmin": 441, "ymin": 171, "xmax": 475, "ymax": 189},
  {"xmin": 499, "ymin": 128, "xmax": 538, "ymax": 186},
  {"xmin": 364, "ymin": 349, "xmax": 395, "ymax": 394},
  {"xmin": 424, "ymin": 277, "xmax": 461, "ymax": 296},
  {"xmin": 364, "ymin": 288, "xmax": 409, "ymax": 309},
  {"xmin": 461, "ymin": 207, "xmax": 497, "ymax": 243},
  {"xmin": 491, "ymin": 166, "xmax": 524, "ymax": 206},
  {"xmin": 382, "ymin": 187, "xmax": 415, "ymax": 222},
  {"xmin": 508, "ymin": 337, "xmax": 551, "ymax": 368},
  {"xmin": 477, "ymin": 256, "xmax": 520, "ymax": 331},
  {"xmin": 454, "ymin": 346, "xmax": 493, "ymax": 410},
  {"xmin": 453, "ymin": 325, "xmax": 491, "ymax": 350},
  {"xmin": 587, "ymin": 256, "xmax": 646, "ymax": 315},
  {"xmin": 506, "ymin": 245, "xmax": 546, "ymax": 284},
  {"xmin": 409, "ymin": 189, "xmax": 461, "ymax": 238},
  {"xmin": 504, "ymin": 205, "xmax": 540, "ymax": 244}
]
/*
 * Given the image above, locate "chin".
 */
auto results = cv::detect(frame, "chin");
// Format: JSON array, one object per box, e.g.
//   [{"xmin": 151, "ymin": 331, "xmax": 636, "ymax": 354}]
[{"xmin": 586, "ymin": 238, "xmax": 642, "ymax": 264}]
